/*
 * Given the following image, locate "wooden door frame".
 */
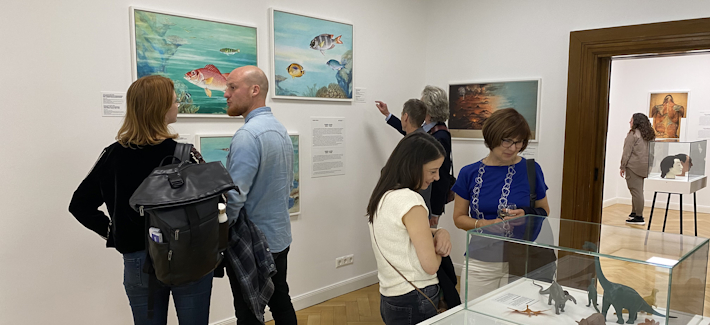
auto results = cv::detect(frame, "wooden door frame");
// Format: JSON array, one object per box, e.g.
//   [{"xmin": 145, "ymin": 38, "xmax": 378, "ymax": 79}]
[{"xmin": 559, "ymin": 18, "xmax": 710, "ymax": 251}]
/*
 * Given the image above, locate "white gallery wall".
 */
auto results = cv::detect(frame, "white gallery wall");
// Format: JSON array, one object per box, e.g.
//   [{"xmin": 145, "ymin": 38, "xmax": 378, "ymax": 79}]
[
  {"xmin": 604, "ymin": 54, "xmax": 710, "ymax": 214},
  {"xmin": 422, "ymin": 1, "xmax": 710, "ymax": 264},
  {"xmin": 3, "ymin": 0, "xmax": 710, "ymax": 324}
]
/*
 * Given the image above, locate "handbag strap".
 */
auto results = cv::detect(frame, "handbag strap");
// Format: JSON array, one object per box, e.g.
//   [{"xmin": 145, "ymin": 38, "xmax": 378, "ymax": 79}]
[
  {"xmin": 524, "ymin": 158, "xmax": 537, "ymax": 241},
  {"xmin": 372, "ymin": 224, "xmax": 441, "ymax": 313},
  {"xmin": 526, "ymin": 159, "xmax": 536, "ymax": 208},
  {"xmin": 174, "ymin": 143, "xmax": 193, "ymax": 162}
]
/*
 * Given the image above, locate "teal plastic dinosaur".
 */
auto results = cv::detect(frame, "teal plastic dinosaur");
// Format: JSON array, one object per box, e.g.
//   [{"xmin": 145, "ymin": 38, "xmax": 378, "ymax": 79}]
[
  {"xmin": 533, "ymin": 280, "xmax": 577, "ymax": 314},
  {"xmin": 582, "ymin": 242, "xmax": 674, "ymax": 324},
  {"xmin": 586, "ymin": 277, "xmax": 600, "ymax": 312}
]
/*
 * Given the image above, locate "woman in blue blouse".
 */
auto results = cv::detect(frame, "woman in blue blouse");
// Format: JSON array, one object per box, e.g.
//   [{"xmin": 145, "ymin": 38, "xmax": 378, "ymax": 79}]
[{"xmin": 451, "ymin": 108, "xmax": 550, "ymax": 302}]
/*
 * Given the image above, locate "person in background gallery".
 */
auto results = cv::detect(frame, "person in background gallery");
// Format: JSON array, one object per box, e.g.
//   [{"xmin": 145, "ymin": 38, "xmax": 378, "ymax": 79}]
[
  {"xmin": 223, "ymin": 65, "xmax": 297, "ymax": 325},
  {"xmin": 451, "ymin": 108, "xmax": 550, "ymax": 302},
  {"xmin": 367, "ymin": 132, "xmax": 452, "ymax": 325},
  {"xmin": 621, "ymin": 113, "xmax": 655, "ymax": 225},
  {"xmin": 69, "ymin": 75, "xmax": 214, "ymax": 325}
]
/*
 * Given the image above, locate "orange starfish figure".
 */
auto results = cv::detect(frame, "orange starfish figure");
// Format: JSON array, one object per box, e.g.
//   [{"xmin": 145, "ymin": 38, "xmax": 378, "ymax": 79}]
[{"xmin": 508, "ymin": 305, "xmax": 548, "ymax": 317}]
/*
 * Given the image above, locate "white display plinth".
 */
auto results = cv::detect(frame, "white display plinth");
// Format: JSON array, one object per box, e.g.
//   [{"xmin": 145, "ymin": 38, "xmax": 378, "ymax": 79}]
[
  {"xmin": 423, "ymin": 278, "xmax": 708, "ymax": 325},
  {"xmin": 645, "ymin": 175, "xmax": 707, "ymax": 195}
]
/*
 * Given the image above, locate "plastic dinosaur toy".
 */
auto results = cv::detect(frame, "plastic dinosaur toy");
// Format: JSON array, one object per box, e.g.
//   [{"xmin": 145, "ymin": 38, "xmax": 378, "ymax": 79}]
[
  {"xmin": 533, "ymin": 280, "xmax": 577, "ymax": 314},
  {"xmin": 587, "ymin": 277, "xmax": 600, "ymax": 312},
  {"xmin": 583, "ymin": 242, "xmax": 675, "ymax": 324},
  {"xmin": 638, "ymin": 319, "xmax": 660, "ymax": 325},
  {"xmin": 576, "ymin": 313, "xmax": 605, "ymax": 325},
  {"xmin": 508, "ymin": 305, "xmax": 548, "ymax": 317},
  {"xmin": 615, "ymin": 289, "xmax": 660, "ymax": 315}
]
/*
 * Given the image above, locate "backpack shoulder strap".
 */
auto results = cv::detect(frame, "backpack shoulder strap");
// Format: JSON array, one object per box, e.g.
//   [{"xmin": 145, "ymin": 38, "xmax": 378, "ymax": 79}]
[
  {"xmin": 526, "ymin": 158, "xmax": 536, "ymax": 207},
  {"xmin": 174, "ymin": 143, "xmax": 193, "ymax": 162}
]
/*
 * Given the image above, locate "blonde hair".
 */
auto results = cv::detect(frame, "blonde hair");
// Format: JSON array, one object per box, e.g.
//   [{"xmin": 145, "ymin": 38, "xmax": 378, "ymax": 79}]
[{"xmin": 117, "ymin": 75, "xmax": 177, "ymax": 147}]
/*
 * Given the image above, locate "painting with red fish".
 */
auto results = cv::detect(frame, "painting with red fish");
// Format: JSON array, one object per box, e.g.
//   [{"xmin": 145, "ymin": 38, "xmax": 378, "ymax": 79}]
[{"xmin": 131, "ymin": 7, "xmax": 257, "ymax": 116}]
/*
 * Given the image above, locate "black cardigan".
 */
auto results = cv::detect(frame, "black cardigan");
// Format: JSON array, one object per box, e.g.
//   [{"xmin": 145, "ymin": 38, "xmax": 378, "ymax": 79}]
[{"xmin": 69, "ymin": 140, "xmax": 181, "ymax": 254}]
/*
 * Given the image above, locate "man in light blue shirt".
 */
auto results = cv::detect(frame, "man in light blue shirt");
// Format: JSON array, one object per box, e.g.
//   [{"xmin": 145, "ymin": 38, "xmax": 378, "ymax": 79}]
[{"xmin": 224, "ymin": 65, "xmax": 297, "ymax": 325}]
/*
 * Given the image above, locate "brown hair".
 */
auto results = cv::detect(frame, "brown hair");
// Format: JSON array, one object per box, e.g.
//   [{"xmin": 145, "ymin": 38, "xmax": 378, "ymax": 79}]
[
  {"xmin": 482, "ymin": 108, "xmax": 531, "ymax": 152},
  {"xmin": 366, "ymin": 133, "xmax": 444, "ymax": 223},
  {"xmin": 402, "ymin": 99, "xmax": 427, "ymax": 128},
  {"xmin": 631, "ymin": 112, "xmax": 655, "ymax": 142},
  {"xmin": 117, "ymin": 75, "xmax": 178, "ymax": 147}
]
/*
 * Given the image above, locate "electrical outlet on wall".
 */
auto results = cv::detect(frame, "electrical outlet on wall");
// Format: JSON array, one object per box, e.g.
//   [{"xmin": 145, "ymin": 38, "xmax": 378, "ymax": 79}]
[{"xmin": 335, "ymin": 254, "xmax": 354, "ymax": 268}]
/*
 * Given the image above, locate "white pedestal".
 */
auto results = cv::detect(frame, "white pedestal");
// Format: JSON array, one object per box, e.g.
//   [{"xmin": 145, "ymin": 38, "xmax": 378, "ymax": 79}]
[{"xmin": 645, "ymin": 175, "xmax": 707, "ymax": 195}]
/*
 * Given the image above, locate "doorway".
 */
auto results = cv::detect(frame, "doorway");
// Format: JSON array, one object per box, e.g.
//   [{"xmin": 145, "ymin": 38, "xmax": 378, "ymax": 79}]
[{"xmin": 559, "ymin": 18, "xmax": 710, "ymax": 250}]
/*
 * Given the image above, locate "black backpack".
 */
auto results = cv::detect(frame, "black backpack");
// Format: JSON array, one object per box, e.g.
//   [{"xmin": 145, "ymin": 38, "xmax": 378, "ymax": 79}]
[{"xmin": 129, "ymin": 143, "xmax": 236, "ymax": 286}]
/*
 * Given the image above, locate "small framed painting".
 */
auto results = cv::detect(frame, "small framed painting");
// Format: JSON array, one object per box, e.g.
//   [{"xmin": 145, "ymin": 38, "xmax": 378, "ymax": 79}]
[
  {"xmin": 648, "ymin": 92, "xmax": 689, "ymax": 140},
  {"xmin": 195, "ymin": 134, "xmax": 233, "ymax": 166}
]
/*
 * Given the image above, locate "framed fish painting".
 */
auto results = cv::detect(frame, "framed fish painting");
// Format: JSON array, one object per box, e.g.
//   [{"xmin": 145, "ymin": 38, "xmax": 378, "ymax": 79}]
[
  {"xmin": 130, "ymin": 7, "xmax": 258, "ymax": 117},
  {"xmin": 195, "ymin": 133, "xmax": 301, "ymax": 217},
  {"xmin": 448, "ymin": 79, "xmax": 541, "ymax": 141},
  {"xmin": 270, "ymin": 8, "xmax": 354, "ymax": 101}
]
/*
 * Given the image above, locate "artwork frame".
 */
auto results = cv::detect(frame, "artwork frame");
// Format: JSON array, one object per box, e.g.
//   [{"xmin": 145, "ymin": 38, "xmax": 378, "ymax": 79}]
[
  {"xmin": 647, "ymin": 91, "xmax": 690, "ymax": 141},
  {"xmin": 194, "ymin": 133, "xmax": 301, "ymax": 217},
  {"xmin": 129, "ymin": 6, "xmax": 258, "ymax": 118},
  {"xmin": 269, "ymin": 8, "xmax": 354, "ymax": 102},
  {"xmin": 448, "ymin": 78, "xmax": 541, "ymax": 141},
  {"xmin": 288, "ymin": 133, "xmax": 300, "ymax": 216},
  {"xmin": 194, "ymin": 134, "xmax": 233, "ymax": 167}
]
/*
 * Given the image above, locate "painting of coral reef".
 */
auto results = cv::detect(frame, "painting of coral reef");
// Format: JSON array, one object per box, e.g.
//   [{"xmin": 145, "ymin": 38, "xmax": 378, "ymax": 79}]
[
  {"xmin": 131, "ymin": 7, "xmax": 257, "ymax": 116},
  {"xmin": 289, "ymin": 134, "xmax": 300, "ymax": 215},
  {"xmin": 448, "ymin": 79, "xmax": 540, "ymax": 140},
  {"xmin": 270, "ymin": 9, "xmax": 353, "ymax": 101}
]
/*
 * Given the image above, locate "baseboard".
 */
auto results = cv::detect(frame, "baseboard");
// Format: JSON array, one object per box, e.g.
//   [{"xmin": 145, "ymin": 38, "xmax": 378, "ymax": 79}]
[
  {"xmin": 602, "ymin": 197, "xmax": 618, "ymax": 208},
  {"xmin": 453, "ymin": 263, "xmax": 464, "ymax": 277},
  {"xmin": 211, "ymin": 271, "xmax": 379, "ymax": 325},
  {"xmin": 614, "ymin": 197, "xmax": 710, "ymax": 214}
]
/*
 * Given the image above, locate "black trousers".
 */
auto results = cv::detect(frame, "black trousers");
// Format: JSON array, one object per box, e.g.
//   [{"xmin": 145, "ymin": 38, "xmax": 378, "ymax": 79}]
[{"xmin": 226, "ymin": 246, "xmax": 297, "ymax": 325}]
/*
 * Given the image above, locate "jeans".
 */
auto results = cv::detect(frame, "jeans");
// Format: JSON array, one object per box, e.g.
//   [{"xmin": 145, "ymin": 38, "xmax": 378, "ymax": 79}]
[
  {"xmin": 380, "ymin": 284, "xmax": 440, "ymax": 325},
  {"xmin": 123, "ymin": 250, "xmax": 214, "ymax": 325},
  {"xmin": 226, "ymin": 246, "xmax": 297, "ymax": 325}
]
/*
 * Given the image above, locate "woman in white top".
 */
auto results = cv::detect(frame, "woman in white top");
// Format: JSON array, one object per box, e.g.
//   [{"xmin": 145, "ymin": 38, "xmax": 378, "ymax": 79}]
[{"xmin": 367, "ymin": 132, "xmax": 452, "ymax": 325}]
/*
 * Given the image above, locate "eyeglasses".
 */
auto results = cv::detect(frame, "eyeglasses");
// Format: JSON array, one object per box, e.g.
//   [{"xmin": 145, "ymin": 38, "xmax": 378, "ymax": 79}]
[{"xmin": 501, "ymin": 139, "xmax": 523, "ymax": 149}]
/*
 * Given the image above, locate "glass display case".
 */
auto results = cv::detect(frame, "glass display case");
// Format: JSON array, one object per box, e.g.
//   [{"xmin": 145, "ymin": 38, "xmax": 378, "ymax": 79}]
[
  {"xmin": 648, "ymin": 140, "xmax": 706, "ymax": 181},
  {"xmin": 444, "ymin": 216, "xmax": 709, "ymax": 325}
]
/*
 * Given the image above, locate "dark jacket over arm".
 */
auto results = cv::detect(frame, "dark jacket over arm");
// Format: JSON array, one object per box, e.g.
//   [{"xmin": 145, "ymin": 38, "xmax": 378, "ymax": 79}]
[{"xmin": 386, "ymin": 115, "xmax": 406, "ymax": 136}]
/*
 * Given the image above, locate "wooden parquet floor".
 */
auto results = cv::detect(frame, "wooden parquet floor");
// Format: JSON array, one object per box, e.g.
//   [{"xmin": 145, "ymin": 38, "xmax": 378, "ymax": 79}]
[
  {"xmin": 268, "ymin": 203, "xmax": 710, "ymax": 324},
  {"xmin": 601, "ymin": 203, "xmax": 710, "ymax": 316}
]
